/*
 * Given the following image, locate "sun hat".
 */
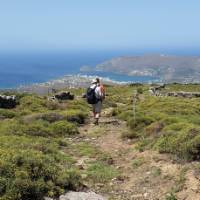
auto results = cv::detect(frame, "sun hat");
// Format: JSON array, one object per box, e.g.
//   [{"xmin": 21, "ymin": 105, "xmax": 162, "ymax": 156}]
[{"xmin": 91, "ymin": 79, "xmax": 97, "ymax": 84}]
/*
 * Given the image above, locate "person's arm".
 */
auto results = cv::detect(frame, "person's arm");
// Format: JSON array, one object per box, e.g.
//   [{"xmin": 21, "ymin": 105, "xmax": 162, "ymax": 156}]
[{"xmin": 100, "ymin": 85, "xmax": 105, "ymax": 100}]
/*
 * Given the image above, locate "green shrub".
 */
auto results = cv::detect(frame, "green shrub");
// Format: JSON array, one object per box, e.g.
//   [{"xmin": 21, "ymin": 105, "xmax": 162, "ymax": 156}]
[
  {"xmin": 0, "ymin": 91, "xmax": 93, "ymax": 199},
  {"xmin": 0, "ymin": 119, "xmax": 25, "ymax": 136},
  {"xmin": 135, "ymin": 138, "xmax": 153, "ymax": 152},
  {"xmin": 62, "ymin": 109, "xmax": 88, "ymax": 124},
  {"xmin": 121, "ymin": 129, "xmax": 138, "ymax": 139},
  {"xmin": 110, "ymin": 85, "xmax": 200, "ymax": 160},
  {"xmin": 145, "ymin": 122, "xmax": 164, "ymax": 137},
  {"xmin": 87, "ymin": 162, "xmax": 119, "ymax": 183},
  {"xmin": 165, "ymin": 193, "xmax": 177, "ymax": 200},
  {"xmin": 161, "ymin": 116, "xmax": 180, "ymax": 125},
  {"xmin": 0, "ymin": 119, "xmax": 79, "ymax": 138},
  {"xmin": 132, "ymin": 157, "xmax": 145, "ymax": 168},
  {"xmin": 50, "ymin": 121, "xmax": 79, "ymax": 136},
  {"xmin": 154, "ymin": 125, "xmax": 200, "ymax": 160},
  {"xmin": 23, "ymin": 121, "xmax": 52, "ymax": 137},
  {"xmin": 0, "ymin": 136, "xmax": 82, "ymax": 200},
  {"xmin": 19, "ymin": 96, "xmax": 47, "ymax": 112},
  {"xmin": 0, "ymin": 120, "xmax": 52, "ymax": 137},
  {"xmin": 66, "ymin": 99, "xmax": 89, "ymax": 112},
  {"xmin": 128, "ymin": 114, "xmax": 154, "ymax": 130},
  {"xmin": 74, "ymin": 142, "xmax": 99, "ymax": 157},
  {"xmin": 46, "ymin": 100, "xmax": 60, "ymax": 110},
  {"xmin": 137, "ymin": 87, "xmax": 143, "ymax": 94},
  {"xmin": 38, "ymin": 112, "xmax": 64, "ymax": 123},
  {"xmin": 111, "ymin": 108, "xmax": 119, "ymax": 116},
  {"xmin": 118, "ymin": 110, "xmax": 133, "ymax": 121},
  {"xmin": 0, "ymin": 109, "xmax": 17, "ymax": 119},
  {"xmin": 0, "ymin": 151, "xmax": 81, "ymax": 200}
]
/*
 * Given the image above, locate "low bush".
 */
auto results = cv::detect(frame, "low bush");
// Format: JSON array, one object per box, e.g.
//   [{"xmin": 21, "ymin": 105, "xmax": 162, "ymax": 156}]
[
  {"xmin": 50, "ymin": 121, "xmax": 79, "ymax": 136},
  {"xmin": 165, "ymin": 193, "xmax": 177, "ymax": 200},
  {"xmin": 19, "ymin": 95, "xmax": 48, "ymax": 112},
  {"xmin": 62, "ymin": 109, "xmax": 88, "ymax": 124},
  {"xmin": 137, "ymin": 87, "xmax": 143, "ymax": 94},
  {"xmin": 0, "ymin": 90, "xmax": 91, "ymax": 200},
  {"xmin": 74, "ymin": 142, "xmax": 100, "ymax": 158},
  {"xmin": 0, "ymin": 120, "xmax": 51, "ymax": 137},
  {"xmin": 0, "ymin": 136, "xmax": 82, "ymax": 200},
  {"xmin": 132, "ymin": 157, "xmax": 145, "ymax": 168},
  {"xmin": 127, "ymin": 114, "xmax": 154, "ymax": 131},
  {"xmin": 0, "ymin": 109, "xmax": 17, "ymax": 119},
  {"xmin": 23, "ymin": 121, "xmax": 53, "ymax": 137},
  {"xmin": 110, "ymin": 84, "xmax": 200, "ymax": 160},
  {"xmin": 0, "ymin": 119, "xmax": 79, "ymax": 138},
  {"xmin": 154, "ymin": 124, "xmax": 200, "ymax": 160},
  {"xmin": 37, "ymin": 112, "xmax": 64, "ymax": 123},
  {"xmin": 121, "ymin": 129, "xmax": 138, "ymax": 139},
  {"xmin": 86, "ymin": 162, "xmax": 119, "ymax": 183}
]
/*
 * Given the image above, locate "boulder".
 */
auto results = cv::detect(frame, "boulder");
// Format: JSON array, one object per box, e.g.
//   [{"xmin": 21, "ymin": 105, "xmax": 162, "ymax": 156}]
[
  {"xmin": 55, "ymin": 91, "xmax": 74, "ymax": 100},
  {"xmin": 44, "ymin": 191, "xmax": 107, "ymax": 200},
  {"xmin": 59, "ymin": 191, "xmax": 107, "ymax": 200},
  {"xmin": 167, "ymin": 92, "xmax": 200, "ymax": 98},
  {"xmin": 82, "ymin": 93, "xmax": 87, "ymax": 98},
  {"xmin": 0, "ymin": 95, "xmax": 16, "ymax": 108}
]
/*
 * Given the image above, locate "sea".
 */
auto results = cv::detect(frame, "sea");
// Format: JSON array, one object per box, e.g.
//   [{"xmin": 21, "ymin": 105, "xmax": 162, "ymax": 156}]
[{"xmin": 0, "ymin": 50, "xmax": 158, "ymax": 89}]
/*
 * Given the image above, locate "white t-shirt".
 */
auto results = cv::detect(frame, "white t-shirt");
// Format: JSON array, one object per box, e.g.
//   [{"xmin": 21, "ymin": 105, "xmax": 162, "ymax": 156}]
[{"xmin": 90, "ymin": 84, "xmax": 104, "ymax": 99}]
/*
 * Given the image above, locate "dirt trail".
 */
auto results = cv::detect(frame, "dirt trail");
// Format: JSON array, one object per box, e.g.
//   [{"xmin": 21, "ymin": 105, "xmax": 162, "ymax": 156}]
[{"xmin": 78, "ymin": 109, "xmax": 200, "ymax": 200}]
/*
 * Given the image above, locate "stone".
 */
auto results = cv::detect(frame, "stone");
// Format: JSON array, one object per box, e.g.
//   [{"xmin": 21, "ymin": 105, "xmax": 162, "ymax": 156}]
[
  {"xmin": 59, "ymin": 191, "xmax": 107, "ymax": 200},
  {"xmin": 82, "ymin": 93, "xmax": 87, "ymax": 98},
  {"xmin": 54, "ymin": 91, "xmax": 74, "ymax": 100},
  {"xmin": 44, "ymin": 197, "xmax": 54, "ymax": 200},
  {"xmin": 143, "ymin": 192, "xmax": 149, "ymax": 198},
  {"xmin": 0, "ymin": 95, "xmax": 16, "ymax": 109},
  {"xmin": 167, "ymin": 91, "xmax": 200, "ymax": 98}
]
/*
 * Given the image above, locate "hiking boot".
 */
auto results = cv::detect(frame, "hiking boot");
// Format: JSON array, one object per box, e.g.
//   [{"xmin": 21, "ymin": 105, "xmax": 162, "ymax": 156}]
[{"xmin": 94, "ymin": 118, "xmax": 99, "ymax": 125}]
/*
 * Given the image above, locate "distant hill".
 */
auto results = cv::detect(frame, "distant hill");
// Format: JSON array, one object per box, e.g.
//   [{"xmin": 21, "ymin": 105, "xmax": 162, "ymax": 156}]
[{"xmin": 94, "ymin": 54, "xmax": 200, "ymax": 83}]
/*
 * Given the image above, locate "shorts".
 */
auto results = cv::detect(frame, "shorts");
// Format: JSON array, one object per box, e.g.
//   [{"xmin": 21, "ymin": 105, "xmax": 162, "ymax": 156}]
[{"xmin": 92, "ymin": 101, "xmax": 102, "ymax": 113}]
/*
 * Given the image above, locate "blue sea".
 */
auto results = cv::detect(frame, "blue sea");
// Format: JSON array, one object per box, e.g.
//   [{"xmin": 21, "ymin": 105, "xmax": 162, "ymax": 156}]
[{"xmin": 0, "ymin": 50, "xmax": 157, "ymax": 88}]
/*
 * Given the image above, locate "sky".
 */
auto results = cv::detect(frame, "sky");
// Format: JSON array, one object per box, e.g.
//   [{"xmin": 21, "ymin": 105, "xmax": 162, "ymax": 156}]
[{"xmin": 0, "ymin": 0, "xmax": 200, "ymax": 52}]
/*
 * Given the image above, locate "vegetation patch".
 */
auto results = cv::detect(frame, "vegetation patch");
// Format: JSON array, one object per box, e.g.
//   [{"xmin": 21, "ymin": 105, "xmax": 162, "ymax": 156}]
[
  {"xmin": 0, "ymin": 91, "xmax": 90, "ymax": 200},
  {"xmin": 132, "ymin": 157, "xmax": 145, "ymax": 169},
  {"xmin": 0, "ymin": 135, "xmax": 81, "ymax": 200},
  {"xmin": 86, "ymin": 162, "xmax": 119, "ymax": 184},
  {"xmin": 165, "ymin": 193, "xmax": 177, "ymax": 200},
  {"xmin": 110, "ymin": 84, "xmax": 200, "ymax": 160}
]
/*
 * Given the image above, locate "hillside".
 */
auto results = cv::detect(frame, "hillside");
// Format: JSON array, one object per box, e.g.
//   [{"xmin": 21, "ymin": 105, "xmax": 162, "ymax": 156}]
[
  {"xmin": 94, "ymin": 55, "xmax": 200, "ymax": 83},
  {"xmin": 0, "ymin": 83, "xmax": 200, "ymax": 200}
]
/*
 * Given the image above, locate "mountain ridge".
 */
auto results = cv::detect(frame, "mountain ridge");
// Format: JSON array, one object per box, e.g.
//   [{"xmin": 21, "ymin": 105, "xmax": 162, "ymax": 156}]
[{"xmin": 94, "ymin": 54, "xmax": 200, "ymax": 83}]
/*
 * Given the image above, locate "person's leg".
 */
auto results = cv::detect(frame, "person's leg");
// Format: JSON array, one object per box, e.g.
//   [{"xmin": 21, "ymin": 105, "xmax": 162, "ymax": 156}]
[
  {"xmin": 93, "ymin": 110, "xmax": 96, "ymax": 118},
  {"xmin": 92, "ymin": 104, "xmax": 98, "ymax": 124},
  {"xmin": 92, "ymin": 105, "xmax": 96, "ymax": 118},
  {"xmin": 94, "ymin": 113, "xmax": 99, "ymax": 125},
  {"xmin": 94, "ymin": 101, "xmax": 102, "ymax": 125}
]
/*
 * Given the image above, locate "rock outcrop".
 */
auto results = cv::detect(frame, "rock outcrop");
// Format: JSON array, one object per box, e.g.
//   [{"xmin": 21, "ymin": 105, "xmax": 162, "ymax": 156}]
[
  {"xmin": 167, "ymin": 91, "xmax": 200, "ymax": 98},
  {"xmin": 45, "ymin": 191, "xmax": 107, "ymax": 200},
  {"xmin": 0, "ymin": 95, "xmax": 16, "ymax": 108},
  {"xmin": 59, "ymin": 191, "xmax": 107, "ymax": 200},
  {"xmin": 54, "ymin": 91, "xmax": 74, "ymax": 100}
]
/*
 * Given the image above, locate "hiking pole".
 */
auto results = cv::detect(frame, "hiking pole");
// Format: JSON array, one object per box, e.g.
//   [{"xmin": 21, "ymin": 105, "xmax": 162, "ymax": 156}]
[{"xmin": 133, "ymin": 90, "xmax": 138, "ymax": 127}]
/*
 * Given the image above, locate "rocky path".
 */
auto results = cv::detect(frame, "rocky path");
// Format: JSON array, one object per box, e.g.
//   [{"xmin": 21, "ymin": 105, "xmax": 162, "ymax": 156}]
[{"xmin": 78, "ymin": 109, "xmax": 200, "ymax": 200}]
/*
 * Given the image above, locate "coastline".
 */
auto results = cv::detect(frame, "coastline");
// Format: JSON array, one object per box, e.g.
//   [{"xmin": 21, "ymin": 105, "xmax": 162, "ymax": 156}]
[
  {"xmin": 0, "ymin": 74, "xmax": 159, "ymax": 95},
  {"xmin": 15, "ymin": 74, "xmax": 124, "ymax": 95}
]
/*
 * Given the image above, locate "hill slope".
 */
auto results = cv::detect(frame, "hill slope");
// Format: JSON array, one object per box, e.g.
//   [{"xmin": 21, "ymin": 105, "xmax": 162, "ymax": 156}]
[
  {"xmin": 95, "ymin": 54, "xmax": 200, "ymax": 83},
  {"xmin": 1, "ymin": 84, "xmax": 200, "ymax": 200}
]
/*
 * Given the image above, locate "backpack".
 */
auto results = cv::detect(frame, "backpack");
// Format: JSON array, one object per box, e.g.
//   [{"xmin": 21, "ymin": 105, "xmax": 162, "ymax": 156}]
[{"xmin": 86, "ymin": 86, "xmax": 98, "ymax": 104}]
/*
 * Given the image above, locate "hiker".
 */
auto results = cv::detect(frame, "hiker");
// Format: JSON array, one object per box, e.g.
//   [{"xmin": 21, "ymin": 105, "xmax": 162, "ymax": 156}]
[{"xmin": 86, "ymin": 78, "xmax": 105, "ymax": 125}]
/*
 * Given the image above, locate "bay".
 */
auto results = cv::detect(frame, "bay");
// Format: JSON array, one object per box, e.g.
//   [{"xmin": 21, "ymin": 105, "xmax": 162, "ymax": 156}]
[{"xmin": 0, "ymin": 50, "xmax": 157, "ymax": 88}]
